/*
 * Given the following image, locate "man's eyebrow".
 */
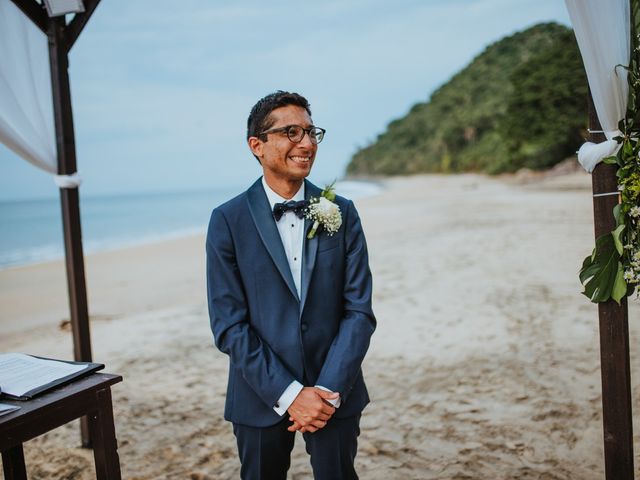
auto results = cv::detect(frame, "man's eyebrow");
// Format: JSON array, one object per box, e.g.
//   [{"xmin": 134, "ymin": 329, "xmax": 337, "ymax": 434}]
[{"xmin": 272, "ymin": 123, "xmax": 315, "ymax": 129}]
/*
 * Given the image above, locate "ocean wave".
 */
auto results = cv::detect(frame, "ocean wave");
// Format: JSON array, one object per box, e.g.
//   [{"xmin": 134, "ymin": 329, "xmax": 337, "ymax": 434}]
[
  {"xmin": 335, "ymin": 180, "xmax": 383, "ymax": 200},
  {"xmin": 0, "ymin": 244, "xmax": 65, "ymax": 270},
  {"xmin": 0, "ymin": 181, "xmax": 382, "ymax": 270},
  {"xmin": 0, "ymin": 226, "xmax": 207, "ymax": 271}
]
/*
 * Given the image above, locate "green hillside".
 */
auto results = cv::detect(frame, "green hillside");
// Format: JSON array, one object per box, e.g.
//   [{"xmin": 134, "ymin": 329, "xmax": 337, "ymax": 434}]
[{"xmin": 347, "ymin": 23, "xmax": 588, "ymax": 176}]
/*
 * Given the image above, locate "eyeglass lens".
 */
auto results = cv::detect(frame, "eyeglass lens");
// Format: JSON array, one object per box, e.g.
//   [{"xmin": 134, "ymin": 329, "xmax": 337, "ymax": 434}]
[{"xmin": 287, "ymin": 126, "xmax": 324, "ymax": 144}]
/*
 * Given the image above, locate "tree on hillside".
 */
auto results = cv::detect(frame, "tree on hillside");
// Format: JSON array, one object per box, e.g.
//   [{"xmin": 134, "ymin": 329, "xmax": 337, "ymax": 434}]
[
  {"xmin": 497, "ymin": 29, "xmax": 588, "ymax": 172},
  {"xmin": 347, "ymin": 23, "xmax": 588, "ymax": 176}
]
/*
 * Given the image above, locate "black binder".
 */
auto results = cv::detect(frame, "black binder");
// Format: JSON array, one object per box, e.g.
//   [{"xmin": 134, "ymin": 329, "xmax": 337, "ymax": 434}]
[{"xmin": 0, "ymin": 355, "xmax": 104, "ymax": 400}]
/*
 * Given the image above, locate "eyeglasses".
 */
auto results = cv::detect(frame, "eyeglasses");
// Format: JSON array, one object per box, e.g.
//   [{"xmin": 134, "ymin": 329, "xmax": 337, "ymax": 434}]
[{"xmin": 259, "ymin": 124, "xmax": 326, "ymax": 144}]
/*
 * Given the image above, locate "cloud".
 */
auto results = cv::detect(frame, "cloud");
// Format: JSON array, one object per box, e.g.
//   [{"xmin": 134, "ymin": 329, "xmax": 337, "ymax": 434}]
[{"xmin": 0, "ymin": 0, "xmax": 570, "ymax": 199}]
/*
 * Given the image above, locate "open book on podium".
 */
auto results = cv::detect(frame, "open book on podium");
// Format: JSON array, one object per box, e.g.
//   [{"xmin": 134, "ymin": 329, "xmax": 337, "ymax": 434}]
[{"xmin": 0, "ymin": 353, "xmax": 104, "ymax": 400}]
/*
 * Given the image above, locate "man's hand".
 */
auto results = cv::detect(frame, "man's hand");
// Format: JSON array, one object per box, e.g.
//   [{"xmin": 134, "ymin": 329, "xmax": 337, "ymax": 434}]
[{"xmin": 287, "ymin": 387, "xmax": 339, "ymax": 433}]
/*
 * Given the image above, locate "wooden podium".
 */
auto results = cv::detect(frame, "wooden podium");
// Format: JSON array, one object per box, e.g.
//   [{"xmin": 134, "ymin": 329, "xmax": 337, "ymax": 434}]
[{"xmin": 0, "ymin": 373, "xmax": 122, "ymax": 480}]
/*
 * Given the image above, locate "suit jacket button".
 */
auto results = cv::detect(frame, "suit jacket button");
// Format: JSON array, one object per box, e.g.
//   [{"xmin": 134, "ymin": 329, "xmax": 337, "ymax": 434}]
[{"xmin": 301, "ymin": 322, "xmax": 308, "ymax": 332}]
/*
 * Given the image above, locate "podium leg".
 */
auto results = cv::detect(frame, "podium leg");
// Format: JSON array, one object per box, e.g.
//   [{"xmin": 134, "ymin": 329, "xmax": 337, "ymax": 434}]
[
  {"xmin": 90, "ymin": 387, "xmax": 122, "ymax": 480},
  {"xmin": 2, "ymin": 444, "xmax": 27, "ymax": 480}
]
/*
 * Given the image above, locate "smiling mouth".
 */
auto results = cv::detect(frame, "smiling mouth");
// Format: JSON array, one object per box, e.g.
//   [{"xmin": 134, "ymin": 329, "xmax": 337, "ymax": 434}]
[{"xmin": 289, "ymin": 155, "xmax": 311, "ymax": 164}]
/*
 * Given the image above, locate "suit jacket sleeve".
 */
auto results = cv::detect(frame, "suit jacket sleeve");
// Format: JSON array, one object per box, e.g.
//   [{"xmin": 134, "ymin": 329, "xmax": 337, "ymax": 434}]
[
  {"xmin": 206, "ymin": 208, "xmax": 295, "ymax": 409},
  {"xmin": 315, "ymin": 200, "xmax": 376, "ymax": 401}
]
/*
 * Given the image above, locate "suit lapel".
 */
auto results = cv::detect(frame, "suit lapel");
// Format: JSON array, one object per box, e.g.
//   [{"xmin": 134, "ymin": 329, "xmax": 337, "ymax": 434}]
[
  {"xmin": 300, "ymin": 180, "xmax": 321, "ymax": 313},
  {"xmin": 246, "ymin": 178, "xmax": 299, "ymax": 301}
]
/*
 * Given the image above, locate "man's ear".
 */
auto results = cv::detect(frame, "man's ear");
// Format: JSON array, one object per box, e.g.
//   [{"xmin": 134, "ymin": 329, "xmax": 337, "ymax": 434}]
[{"xmin": 248, "ymin": 137, "xmax": 263, "ymax": 160}]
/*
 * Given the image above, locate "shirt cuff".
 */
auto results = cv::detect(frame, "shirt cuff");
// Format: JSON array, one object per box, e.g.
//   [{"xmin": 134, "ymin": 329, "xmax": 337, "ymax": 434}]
[
  {"xmin": 315, "ymin": 384, "xmax": 341, "ymax": 408},
  {"xmin": 273, "ymin": 380, "xmax": 304, "ymax": 416}
]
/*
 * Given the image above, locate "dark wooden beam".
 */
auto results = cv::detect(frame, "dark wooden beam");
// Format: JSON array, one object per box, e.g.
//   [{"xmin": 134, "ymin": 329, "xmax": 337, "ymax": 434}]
[
  {"xmin": 9, "ymin": 0, "xmax": 48, "ymax": 33},
  {"xmin": 9, "ymin": 0, "xmax": 101, "ymax": 450},
  {"xmin": 48, "ymin": 14, "xmax": 92, "ymax": 367},
  {"xmin": 588, "ymin": 93, "xmax": 634, "ymax": 479},
  {"xmin": 64, "ymin": 0, "xmax": 101, "ymax": 52},
  {"xmin": 48, "ymin": 14, "xmax": 93, "ymax": 448}
]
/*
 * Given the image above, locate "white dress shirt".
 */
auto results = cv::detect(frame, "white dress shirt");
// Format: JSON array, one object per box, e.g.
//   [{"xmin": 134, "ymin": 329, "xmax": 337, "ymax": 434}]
[
  {"xmin": 262, "ymin": 177, "xmax": 305, "ymax": 298},
  {"xmin": 261, "ymin": 177, "xmax": 341, "ymax": 416}
]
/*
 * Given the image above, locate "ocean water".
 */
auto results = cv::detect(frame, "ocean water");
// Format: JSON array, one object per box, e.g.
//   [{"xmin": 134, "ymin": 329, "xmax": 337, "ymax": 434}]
[{"xmin": 0, "ymin": 180, "xmax": 381, "ymax": 270}]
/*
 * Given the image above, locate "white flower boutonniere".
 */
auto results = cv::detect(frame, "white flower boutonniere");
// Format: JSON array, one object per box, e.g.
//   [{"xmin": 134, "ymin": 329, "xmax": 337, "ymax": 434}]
[{"xmin": 305, "ymin": 182, "xmax": 342, "ymax": 239}]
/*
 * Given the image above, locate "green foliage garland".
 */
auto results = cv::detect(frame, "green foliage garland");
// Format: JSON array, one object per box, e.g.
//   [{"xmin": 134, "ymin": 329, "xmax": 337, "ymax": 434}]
[{"xmin": 579, "ymin": 0, "xmax": 640, "ymax": 304}]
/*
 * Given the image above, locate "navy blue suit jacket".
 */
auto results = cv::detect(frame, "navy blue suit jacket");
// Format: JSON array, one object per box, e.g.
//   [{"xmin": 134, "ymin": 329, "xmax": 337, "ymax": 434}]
[{"xmin": 206, "ymin": 178, "xmax": 376, "ymax": 427}]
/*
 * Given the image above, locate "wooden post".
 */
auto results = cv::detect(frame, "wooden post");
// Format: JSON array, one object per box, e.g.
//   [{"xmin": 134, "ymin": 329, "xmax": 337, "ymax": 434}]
[
  {"xmin": 47, "ymin": 12, "xmax": 92, "ymax": 449},
  {"xmin": 10, "ymin": 0, "xmax": 102, "ymax": 448},
  {"xmin": 588, "ymin": 93, "xmax": 634, "ymax": 479},
  {"xmin": 47, "ymin": 16, "xmax": 92, "ymax": 365}
]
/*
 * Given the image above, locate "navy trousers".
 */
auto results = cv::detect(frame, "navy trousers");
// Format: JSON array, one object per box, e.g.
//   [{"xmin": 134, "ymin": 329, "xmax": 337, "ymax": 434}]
[{"xmin": 232, "ymin": 414, "xmax": 361, "ymax": 480}]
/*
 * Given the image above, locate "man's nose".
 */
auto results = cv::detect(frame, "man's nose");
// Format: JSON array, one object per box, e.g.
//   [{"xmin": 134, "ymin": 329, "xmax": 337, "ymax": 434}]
[{"xmin": 299, "ymin": 131, "xmax": 315, "ymax": 148}]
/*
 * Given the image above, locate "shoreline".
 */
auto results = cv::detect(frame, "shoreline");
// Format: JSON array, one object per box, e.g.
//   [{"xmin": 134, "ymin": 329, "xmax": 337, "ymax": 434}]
[
  {"xmin": 0, "ymin": 169, "xmax": 587, "ymax": 274},
  {"xmin": 0, "ymin": 171, "xmax": 592, "ymax": 338},
  {"xmin": 0, "ymin": 178, "xmax": 384, "ymax": 272},
  {"xmin": 0, "ymin": 233, "xmax": 207, "ymax": 338},
  {"xmin": 0, "ymin": 226, "xmax": 207, "ymax": 273}
]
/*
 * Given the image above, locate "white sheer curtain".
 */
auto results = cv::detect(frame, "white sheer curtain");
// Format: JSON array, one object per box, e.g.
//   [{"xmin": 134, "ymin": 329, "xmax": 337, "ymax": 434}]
[
  {"xmin": 565, "ymin": 0, "xmax": 630, "ymax": 173},
  {"xmin": 0, "ymin": 0, "xmax": 58, "ymax": 173}
]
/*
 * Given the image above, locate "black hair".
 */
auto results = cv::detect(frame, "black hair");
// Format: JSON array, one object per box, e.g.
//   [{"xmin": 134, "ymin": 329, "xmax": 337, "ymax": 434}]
[{"xmin": 247, "ymin": 90, "xmax": 312, "ymax": 141}]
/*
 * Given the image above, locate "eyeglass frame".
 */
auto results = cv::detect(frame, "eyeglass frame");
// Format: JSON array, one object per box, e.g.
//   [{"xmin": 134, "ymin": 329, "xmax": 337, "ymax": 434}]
[{"xmin": 258, "ymin": 124, "xmax": 326, "ymax": 144}]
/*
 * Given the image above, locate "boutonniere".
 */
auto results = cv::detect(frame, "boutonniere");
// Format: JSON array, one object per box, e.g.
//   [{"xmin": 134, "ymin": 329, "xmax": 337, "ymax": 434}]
[{"xmin": 305, "ymin": 181, "xmax": 342, "ymax": 239}]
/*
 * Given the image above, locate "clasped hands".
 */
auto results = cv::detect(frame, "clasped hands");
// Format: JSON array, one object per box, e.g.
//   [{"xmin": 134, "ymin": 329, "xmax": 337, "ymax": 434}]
[{"xmin": 287, "ymin": 386, "xmax": 340, "ymax": 433}]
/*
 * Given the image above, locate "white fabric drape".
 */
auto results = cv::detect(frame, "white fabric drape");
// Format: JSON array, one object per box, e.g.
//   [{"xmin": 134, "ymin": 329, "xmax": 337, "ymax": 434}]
[
  {"xmin": 565, "ymin": 0, "xmax": 630, "ymax": 173},
  {"xmin": 0, "ymin": 0, "xmax": 57, "ymax": 173}
]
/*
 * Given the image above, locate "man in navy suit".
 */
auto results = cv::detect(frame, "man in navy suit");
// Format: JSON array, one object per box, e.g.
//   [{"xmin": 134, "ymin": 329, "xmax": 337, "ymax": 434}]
[{"xmin": 206, "ymin": 91, "xmax": 375, "ymax": 479}]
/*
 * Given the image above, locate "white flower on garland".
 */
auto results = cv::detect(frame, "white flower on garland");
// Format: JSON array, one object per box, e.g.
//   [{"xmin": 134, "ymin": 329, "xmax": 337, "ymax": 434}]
[
  {"xmin": 624, "ymin": 269, "xmax": 639, "ymax": 284},
  {"xmin": 305, "ymin": 182, "xmax": 342, "ymax": 239}
]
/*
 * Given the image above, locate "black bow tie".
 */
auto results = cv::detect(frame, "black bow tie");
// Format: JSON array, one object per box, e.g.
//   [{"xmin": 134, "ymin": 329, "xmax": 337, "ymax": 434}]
[{"xmin": 273, "ymin": 200, "xmax": 309, "ymax": 221}]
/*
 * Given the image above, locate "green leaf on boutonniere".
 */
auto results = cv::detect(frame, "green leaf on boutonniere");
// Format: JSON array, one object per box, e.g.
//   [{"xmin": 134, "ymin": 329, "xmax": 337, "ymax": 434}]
[
  {"xmin": 320, "ymin": 180, "xmax": 337, "ymax": 202},
  {"xmin": 305, "ymin": 180, "xmax": 342, "ymax": 239},
  {"xmin": 580, "ymin": 232, "xmax": 623, "ymax": 303}
]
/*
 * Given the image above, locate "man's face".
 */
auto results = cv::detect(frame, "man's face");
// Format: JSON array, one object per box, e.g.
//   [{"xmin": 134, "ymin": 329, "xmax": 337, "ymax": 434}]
[{"xmin": 249, "ymin": 105, "xmax": 317, "ymax": 183}]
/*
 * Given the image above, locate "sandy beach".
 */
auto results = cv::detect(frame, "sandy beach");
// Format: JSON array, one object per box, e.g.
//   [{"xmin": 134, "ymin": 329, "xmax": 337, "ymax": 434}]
[{"xmin": 1, "ymin": 171, "xmax": 639, "ymax": 479}]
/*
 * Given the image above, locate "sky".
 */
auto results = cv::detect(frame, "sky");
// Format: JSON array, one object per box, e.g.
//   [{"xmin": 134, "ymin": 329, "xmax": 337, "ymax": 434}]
[{"xmin": 0, "ymin": 0, "xmax": 571, "ymax": 201}]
